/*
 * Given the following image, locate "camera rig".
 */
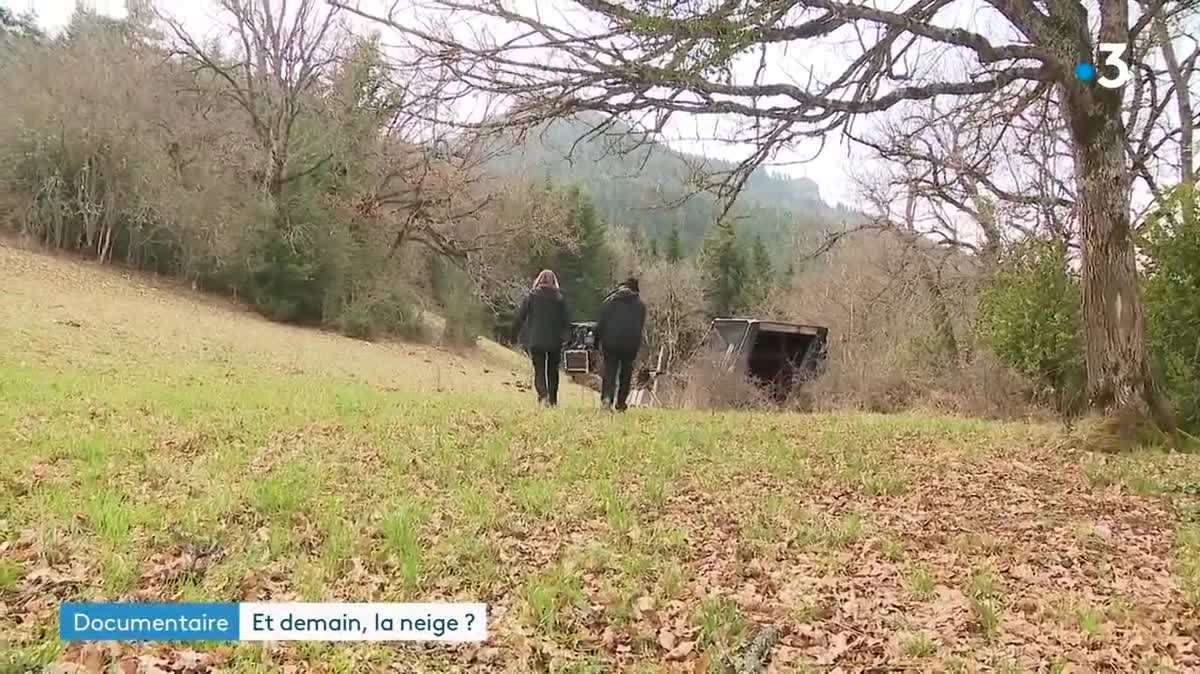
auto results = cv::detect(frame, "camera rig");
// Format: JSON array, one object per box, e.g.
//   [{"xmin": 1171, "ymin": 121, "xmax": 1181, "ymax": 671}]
[{"xmin": 562, "ymin": 321, "xmax": 598, "ymax": 374}]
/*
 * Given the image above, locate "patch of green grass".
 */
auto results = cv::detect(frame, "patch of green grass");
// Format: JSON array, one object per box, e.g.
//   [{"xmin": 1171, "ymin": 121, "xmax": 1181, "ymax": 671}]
[
  {"xmin": 990, "ymin": 655, "xmax": 1026, "ymax": 674},
  {"xmin": 640, "ymin": 474, "xmax": 670, "ymax": 510},
  {"xmin": 880, "ymin": 538, "xmax": 907, "ymax": 562},
  {"xmin": 1071, "ymin": 522, "xmax": 1100, "ymax": 546},
  {"xmin": 903, "ymin": 632, "xmax": 937, "ymax": 658},
  {"xmin": 266, "ymin": 524, "xmax": 297, "ymax": 559},
  {"xmin": 1080, "ymin": 453, "xmax": 1173, "ymax": 496},
  {"xmin": 0, "ymin": 558, "xmax": 21, "ymax": 591},
  {"xmin": 1137, "ymin": 654, "xmax": 1176, "ymax": 672},
  {"xmin": 453, "ymin": 483, "xmax": 499, "ymax": 533},
  {"xmin": 601, "ymin": 577, "xmax": 640, "ymax": 628},
  {"xmin": 100, "ymin": 550, "xmax": 140, "ymax": 594},
  {"xmin": 82, "ymin": 491, "xmax": 136, "ymax": 544},
  {"xmin": 952, "ymin": 532, "xmax": 1005, "ymax": 556},
  {"xmin": 627, "ymin": 663, "xmax": 668, "ymax": 674},
  {"xmin": 380, "ymin": 500, "xmax": 428, "ymax": 592},
  {"xmin": 905, "ymin": 566, "xmax": 936, "ymax": 601},
  {"xmin": 443, "ymin": 532, "xmax": 501, "ymax": 592},
  {"xmin": 966, "ymin": 566, "xmax": 999, "ymax": 600},
  {"xmin": 319, "ymin": 522, "xmax": 353, "ymax": 579},
  {"xmin": 1047, "ymin": 658, "xmax": 1070, "ymax": 674},
  {"xmin": 619, "ymin": 549, "xmax": 656, "ymax": 582},
  {"xmin": 863, "ymin": 472, "xmax": 910, "ymax": 496},
  {"xmin": 648, "ymin": 523, "xmax": 690, "ymax": 558},
  {"xmin": 943, "ymin": 656, "xmax": 973, "ymax": 674},
  {"xmin": 744, "ymin": 509, "xmax": 778, "ymax": 553},
  {"xmin": 557, "ymin": 657, "xmax": 607, "ymax": 674},
  {"xmin": 0, "ymin": 641, "xmax": 64, "ymax": 673},
  {"xmin": 695, "ymin": 596, "xmax": 748, "ymax": 651},
  {"xmin": 826, "ymin": 512, "xmax": 864, "ymax": 548},
  {"xmin": 512, "ymin": 477, "xmax": 559, "ymax": 519},
  {"xmin": 594, "ymin": 480, "xmax": 635, "ymax": 541},
  {"xmin": 656, "ymin": 562, "xmax": 687, "ymax": 599},
  {"xmin": 522, "ymin": 563, "xmax": 585, "ymax": 634},
  {"xmin": 253, "ymin": 463, "xmax": 316, "ymax": 519},
  {"xmin": 970, "ymin": 597, "xmax": 1002, "ymax": 640},
  {"xmin": 1106, "ymin": 596, "xmax": 1137, "ymax": 625},
  {"xmin": 1076, "ymin": 605, "xmax": 1105, "ymax": 641}
]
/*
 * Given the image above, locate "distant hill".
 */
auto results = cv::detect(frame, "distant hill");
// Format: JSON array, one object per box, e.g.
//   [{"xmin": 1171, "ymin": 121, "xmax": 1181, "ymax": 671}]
[{"xmin": 485, "ymin": 115, "xmax": 855, "ymax": 259}]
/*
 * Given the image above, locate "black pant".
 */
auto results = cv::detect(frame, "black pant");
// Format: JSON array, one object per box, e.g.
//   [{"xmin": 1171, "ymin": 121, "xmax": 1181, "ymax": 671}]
[
  {"xmin": 530, "ymin": 348, "xmax": 561, "ymax": 405},
  {"xmin": 601, "ymin": 349, "xmax": 636, "ymax": 410}
]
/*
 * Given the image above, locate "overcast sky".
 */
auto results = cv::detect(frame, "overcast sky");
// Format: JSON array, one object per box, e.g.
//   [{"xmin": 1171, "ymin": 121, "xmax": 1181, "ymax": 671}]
[{"xmin": 12, "ymin": 0, "xmax": 860, "ymax": 206}]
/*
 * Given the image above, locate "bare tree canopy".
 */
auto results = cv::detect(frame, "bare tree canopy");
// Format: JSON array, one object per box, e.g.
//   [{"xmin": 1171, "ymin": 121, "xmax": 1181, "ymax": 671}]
[
  {"xmin": 330, "ymin": 0, "xmax": 1197, "ymax": 432},
  {"xmin": 161, "ymin": 0, "xmax": 345, "ymax": 228}
]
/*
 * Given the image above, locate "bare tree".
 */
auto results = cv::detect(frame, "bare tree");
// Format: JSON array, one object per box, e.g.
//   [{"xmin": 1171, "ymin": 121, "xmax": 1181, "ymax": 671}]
[
  {"xmin": 160, "ymin": 0, "xmax": 344, "ymax": 229},
  {"xmin": 329, "ymin": 0, "xmax": 1199, "ymax": 432},
  {"xmin": 850, "ymin": 96, "xmax": 1078, "ymax": 259}
]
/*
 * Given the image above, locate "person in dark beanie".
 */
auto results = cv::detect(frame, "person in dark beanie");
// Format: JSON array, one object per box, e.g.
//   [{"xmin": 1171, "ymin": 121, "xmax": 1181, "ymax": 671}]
[
  {"xmin": 595, "ymin": 276, "xmax": 646, "ymax": 411},
  {"xmin": 512, "ymin": 269, "xmax": 570, "ymax": 406}
]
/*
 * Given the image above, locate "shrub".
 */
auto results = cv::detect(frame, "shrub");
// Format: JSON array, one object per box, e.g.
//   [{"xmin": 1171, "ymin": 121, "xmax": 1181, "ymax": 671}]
[
  {"xmin": 242, "ymin": 230, "xmax": 327, "ymax": 324},
  {"xmin": 334, "ymin": 286, "xmax": 428, "ymax": 342},
  {"xmin": 976, "ymin": 239, "xmax": 1085, "ymax": 413},
  {"xmin": 440, "ymin": 269, "xmax": 489, "ymax": 347},
  {"xmin": 335, "ymin": 300, "xmax": 378, "ymax": 340},
  {"xmin": 1141, "ymin": 183, "xmax": 1200, "ymax": 433}
]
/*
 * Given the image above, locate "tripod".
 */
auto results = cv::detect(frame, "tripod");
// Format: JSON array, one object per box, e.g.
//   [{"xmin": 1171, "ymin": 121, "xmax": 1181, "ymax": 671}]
[{"xmin": 627, "ymin": 346, "xmax": 666, "ymax": 408}]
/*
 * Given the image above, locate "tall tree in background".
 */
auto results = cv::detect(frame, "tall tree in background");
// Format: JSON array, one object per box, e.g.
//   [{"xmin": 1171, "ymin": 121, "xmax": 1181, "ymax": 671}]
[
  {"xmin": 0, "ymin": 7, "xmax": 41, "ymax": 46},
  {"xmin": 700, "ymin": 220, "xmax": 748, "ymax": 317},
  {"xmin": 747, "ymin": 234, "xmax": 774, "ymax": 306},
  {"xmin": 664, "ymin": 224, "xmax": 684, "ymax": 263},
  {"xmin": 557, "ymin": 187, "xmax": 612, "ymax": 320},
  {"xmin": 336, "ymin": 0, "xmax": 1200, "ymax": 434}
]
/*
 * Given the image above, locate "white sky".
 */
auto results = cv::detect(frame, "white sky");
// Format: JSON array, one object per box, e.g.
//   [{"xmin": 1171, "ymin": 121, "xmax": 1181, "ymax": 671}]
[{"xmin": 12, "ymin": 0, "xmax": 857, "ymax": 206}]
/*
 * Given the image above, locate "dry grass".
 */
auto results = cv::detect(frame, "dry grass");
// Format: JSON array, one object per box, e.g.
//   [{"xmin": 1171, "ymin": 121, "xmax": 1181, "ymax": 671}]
[
  {"xmin": 0, "ymin": 239, "xmax": 587, "ymax": 403},
  {"xmin": 658, "ymin": 356, "xmax": 775, "ymax": 410},
  {"xmin": 810, "ymin": 348, "xmax": 1051, "ymax": 421}
]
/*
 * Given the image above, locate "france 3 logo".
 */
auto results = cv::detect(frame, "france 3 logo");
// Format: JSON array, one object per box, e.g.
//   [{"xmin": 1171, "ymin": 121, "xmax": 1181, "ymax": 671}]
[{"xmin": 1075, "ymin": 44, "xmax": 1132, "ymax": 90}]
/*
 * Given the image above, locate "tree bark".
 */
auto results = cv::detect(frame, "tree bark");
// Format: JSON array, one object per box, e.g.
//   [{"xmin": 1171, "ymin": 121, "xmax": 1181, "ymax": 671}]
[{"xmin": 1065, "ymin": 92, "xmax": 1176, "ymax": 433}]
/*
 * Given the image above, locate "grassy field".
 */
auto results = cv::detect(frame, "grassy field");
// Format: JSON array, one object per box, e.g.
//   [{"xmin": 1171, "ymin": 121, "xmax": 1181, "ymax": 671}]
[{"xmin": 2, "ymin": 241, "xmax": 1200, "ymax": 673}]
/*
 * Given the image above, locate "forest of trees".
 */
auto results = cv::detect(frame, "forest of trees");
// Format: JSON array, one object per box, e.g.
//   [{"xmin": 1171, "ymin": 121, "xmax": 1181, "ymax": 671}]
[
  {"xmin": 1, "ymin": 2, "xmax": 1198, "ymax": 440},
  {"xmin": 487, "ymin": 114, "xmax": 854, "ymax": 261}
]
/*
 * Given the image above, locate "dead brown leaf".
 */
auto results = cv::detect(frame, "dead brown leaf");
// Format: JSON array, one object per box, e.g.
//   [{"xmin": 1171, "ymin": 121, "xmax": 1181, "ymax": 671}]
[{"xmin": 667, "ymin": 639, "xmax": 695, "ymax": 660}]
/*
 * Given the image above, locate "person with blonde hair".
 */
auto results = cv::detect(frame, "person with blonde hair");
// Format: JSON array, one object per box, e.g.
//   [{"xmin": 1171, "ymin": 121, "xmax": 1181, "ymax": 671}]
[{"xmin": 511, "ymin": 269, "xmax": 570, "ymax": 406}]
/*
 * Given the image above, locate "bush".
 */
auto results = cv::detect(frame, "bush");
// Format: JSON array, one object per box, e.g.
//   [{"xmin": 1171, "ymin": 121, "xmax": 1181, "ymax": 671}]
[
  {"xmin": 976, "ymin": 239, "xmax": 1085, "ymax": 413},
  {"xmin": 334, "ymin": 286, "xmax": 428, "ymax": 342},
  {"xmin": 1142, "ymin": 183, "xmax": 1200, "ymax": 432},
  {"xmin": 334, "ymin": 300, "xmax": 378, "ymax": 340},
  {"xmin": 439, "ymin": 269, "xmax": 489, "ymax": 347},
  {"xmin": 662, "ymin": 355, "xmax": 774, "ymax": 410},
  {"xmin": 242, "ymin": 230, "xmax": 327, "ymax": 324}
]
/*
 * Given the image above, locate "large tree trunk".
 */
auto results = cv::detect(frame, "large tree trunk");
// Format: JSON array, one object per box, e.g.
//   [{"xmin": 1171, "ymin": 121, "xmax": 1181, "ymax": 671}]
[{"xmin": 1064, "ymin": 91, "xmax": 1176, "ymax": 434}]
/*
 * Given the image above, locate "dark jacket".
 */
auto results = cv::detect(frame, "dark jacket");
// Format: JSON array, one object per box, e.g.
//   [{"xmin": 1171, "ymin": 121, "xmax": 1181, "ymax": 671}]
[
  {"xmin": 512, "ymin": 286, "xmax": 570, "ymax": 351},
  {"xmin": 595, "ymin": 287, "xmax": 646, "ymax": 355}
]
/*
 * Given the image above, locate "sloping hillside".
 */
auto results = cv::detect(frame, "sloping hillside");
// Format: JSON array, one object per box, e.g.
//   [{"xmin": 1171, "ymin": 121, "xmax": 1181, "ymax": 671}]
[
  {"xmin": 3, "ymin": 243, "xmax": 1200, "ymax": 673},
  {"xmin": 0, "ymin": 240, "xmax": 586, "ymax": 403}
]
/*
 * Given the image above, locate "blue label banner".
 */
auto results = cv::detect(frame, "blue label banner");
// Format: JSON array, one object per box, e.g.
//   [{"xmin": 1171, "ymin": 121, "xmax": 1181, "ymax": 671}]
[{"xmin": 61, "ymin": 602, "xmax": 239, "ymax": 641}]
